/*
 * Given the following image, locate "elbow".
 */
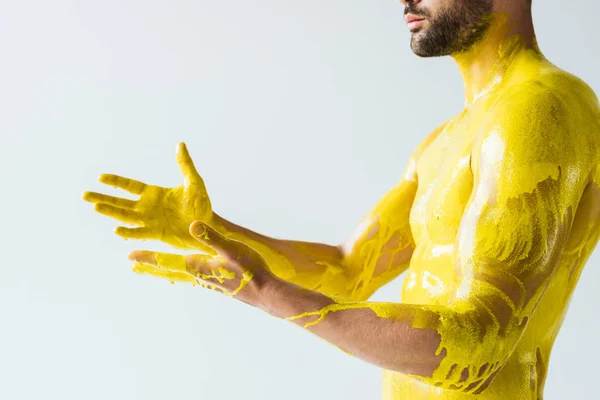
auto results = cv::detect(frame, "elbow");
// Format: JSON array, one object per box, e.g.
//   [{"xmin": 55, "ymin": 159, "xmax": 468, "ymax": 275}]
[
  {"xmin": 400, "ymin": 299, "xmax": 526, "ymax": 394},
  {"xmin": 443, "ymin": 361, "xmax": 505, "ymax": 394},
  {"xmin": 411, "ymin": 316, "xmax": 513, "ymax": 394},
  {"xmin": 432, "ymin": 341, "xmax": 514, "ymax": 394},
  {"xmin": 436, "ymin": 308, "xmax": 518, "ymax": 394},
  {"xmin": 382, "ymin": 305, "xmax": 514, "ymax": 394},
  {"xmin": 409, "ymin": 355, "xmax": 507, "ymax": 395}
]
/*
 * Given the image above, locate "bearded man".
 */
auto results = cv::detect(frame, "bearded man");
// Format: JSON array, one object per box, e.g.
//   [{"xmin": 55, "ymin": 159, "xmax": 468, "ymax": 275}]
[{"xmin": 84, "ymin": 1, "xmax": 600, "ymax": 398}]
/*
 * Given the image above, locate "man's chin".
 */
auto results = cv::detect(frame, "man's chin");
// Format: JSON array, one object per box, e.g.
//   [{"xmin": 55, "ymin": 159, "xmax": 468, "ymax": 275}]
[
  {"xmin": 410, "ymin": 43, "xmax": 446, "ymax": 58},
  {"xmin": 410, "ymin": 33, "xmax": 453, "ymax": 58},
  {"xmin": 410, "ymin": 36, "xmax": 432, "ymax": 58},
  {"xmin": 411, "ymin": 49, "xmax": 437, "ymax": 58}
]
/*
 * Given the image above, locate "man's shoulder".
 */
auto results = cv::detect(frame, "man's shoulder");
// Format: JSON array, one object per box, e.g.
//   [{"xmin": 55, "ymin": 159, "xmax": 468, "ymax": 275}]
[
  {"xmin": 493, "ymin": 69, "xmax": 598, "ymax": 120},
  {"xmin": 475, "ymin": 71, "xmax": 600, "ymax": 181}
]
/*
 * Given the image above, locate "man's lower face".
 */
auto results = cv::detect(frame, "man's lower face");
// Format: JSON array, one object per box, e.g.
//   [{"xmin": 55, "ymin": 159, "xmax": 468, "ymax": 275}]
[
  {"xmin": 409, "ymin": 0, "xmax": 493, "ymax": 57},
  {"xmin": 410, "ymin": 18, "xmax": 460, "ymax": 57}
]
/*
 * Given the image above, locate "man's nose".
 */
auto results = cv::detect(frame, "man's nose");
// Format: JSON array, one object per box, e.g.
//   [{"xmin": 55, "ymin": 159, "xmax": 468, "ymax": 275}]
[{"xmin": 399, "ymin": 0, "xmax": 422, "ymax": 5}]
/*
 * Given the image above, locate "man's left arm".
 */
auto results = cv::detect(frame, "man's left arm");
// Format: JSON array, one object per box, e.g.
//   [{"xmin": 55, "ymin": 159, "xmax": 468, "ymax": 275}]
[{"xmin": 257, "ymin": 86, "xmax": 589, "ymax": 394}]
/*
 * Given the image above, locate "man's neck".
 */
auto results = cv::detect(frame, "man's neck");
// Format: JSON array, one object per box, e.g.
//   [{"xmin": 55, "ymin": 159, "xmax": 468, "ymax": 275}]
[{"xmin": 452, "ymin": 8, "xmax": 542, "ymax": 106}]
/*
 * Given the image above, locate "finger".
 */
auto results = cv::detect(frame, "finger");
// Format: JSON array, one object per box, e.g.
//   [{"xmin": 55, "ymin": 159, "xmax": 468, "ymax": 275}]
[
  {"xmin": 130, "ymin": 251, "xmax": 226, "ymax": 288},
  {"xmin": 190, "ymin": 221, "xmax": 255, "ymax": 264},
  {"xmin": 197, "ymin": 279, "xmax": 228, "ymax": 294},
  {"xmin": 132, "ymin": 262, "xmax": 198, "ymax": 285},
  {"xmin": 184, "ymin": 254, "xmax": 234, "ymax": 286},
  {"xmin": 187, "ymin": 257, "xmax": 253, "ymax": 297},
  {"xmin": 115, "ymin": 226, "xmax": 153, "ymax": 240},
  {"xmin": 199, "ymin": 281, "xmax": 224, "ymax": 292},
  {"xmin": 94, "ymin": 203, "xmax": 144, "ymax": 225},
  {"xmin": 186, "ymin": 254, "xmax": 234, "ymax": 283},
  {"xmin": 189, "ymin": 221, "xmax": 236, "ymax": 259},
  {"xmin": 176, "ymin": 142, "xmax": 202, "ymax": 186},
  {"xmin": 128, "ymin": 250, "xmax": 189, "ymax": 274},
  {"xmin": 99, "ymin": 174, "xmax": 147, "ymax": 195},
  {"xmin": 82, "ymin": 191, "xmax": 137, "ymax": 209},
  {"xmin": 185, "ymin": 254, "xmax": 224, "ymax": 272}
]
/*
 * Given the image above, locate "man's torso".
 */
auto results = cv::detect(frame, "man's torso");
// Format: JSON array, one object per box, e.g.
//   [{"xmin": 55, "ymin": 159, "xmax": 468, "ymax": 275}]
[{"xmin": 383, "ymin": 56, "xmax": 600, "ymax": 399}]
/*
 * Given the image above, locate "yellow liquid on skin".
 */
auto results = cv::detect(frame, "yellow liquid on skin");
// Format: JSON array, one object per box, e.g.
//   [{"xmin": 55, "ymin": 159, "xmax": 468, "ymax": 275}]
[
  {"xmin": 117, "ymin": 20, "xmax": 600, "ymax": 400},
  {"xmin": 286, "ymin": 44, "xmax": 600, "ymax": 397},
  {"xmin": 131, "ymin": 46, "xmax": 600, "ymax": 398}
]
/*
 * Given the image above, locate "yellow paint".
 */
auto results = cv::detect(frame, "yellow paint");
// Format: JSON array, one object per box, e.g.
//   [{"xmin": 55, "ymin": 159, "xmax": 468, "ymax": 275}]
[
  {"xmin": 130, "ymin": 251, "xmax": 254, "ymax": 297},
  {"xmin": 286, "ymin": 16, "xmax": 600, "ymax": 400},
  {"xmin": 82, "ymin": 10, "xmax": 600, "ymax": 400},
  {"xmin": 132, "ymin": 262, "xmax": 198, "ymax": 285},
  {"xmin": 83, "ymin": 143, "xmax": 409, "ymax": 299},
  {"xmin": 83, "ymin": 143, "xmax": 217, "ymax": 254}
]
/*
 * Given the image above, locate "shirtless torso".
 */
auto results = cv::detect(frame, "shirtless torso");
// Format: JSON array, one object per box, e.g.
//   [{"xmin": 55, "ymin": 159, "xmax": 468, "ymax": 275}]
[
  {"xmin": 84, "ymin": 9, "xmax": 600, "ymax": 400},
  {"xmin": 379, "ymin": 53, "xmax": 600, "ymax": 398}
]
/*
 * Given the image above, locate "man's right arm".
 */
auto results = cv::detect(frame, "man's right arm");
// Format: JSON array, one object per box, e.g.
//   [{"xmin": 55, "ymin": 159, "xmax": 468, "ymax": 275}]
[{"xmin": 210, "ymin": 121, "xmax": 449, "ymax": 301}]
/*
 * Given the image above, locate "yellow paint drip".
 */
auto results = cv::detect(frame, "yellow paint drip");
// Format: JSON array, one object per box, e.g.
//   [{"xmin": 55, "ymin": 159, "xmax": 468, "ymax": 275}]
[
  {"xmin": 83, "ymin": 9, "xmax": 600, "ymax": 400},
  {"xmin": 283, "ymin": 13, "xmax": 600, "ymax": 399},
  {"xmin": 131, "ymin": 252, "xmax": 255, "ymax": 298}
]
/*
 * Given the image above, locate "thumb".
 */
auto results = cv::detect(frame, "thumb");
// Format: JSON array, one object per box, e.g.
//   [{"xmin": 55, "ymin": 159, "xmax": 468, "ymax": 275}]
[
  {"xmin": 177, "ymin": 142, "xmax": 203, "ymax": 187},
  {"xmin": 189, "ymin": 221, "xmax": 233, "ymax": 258}
]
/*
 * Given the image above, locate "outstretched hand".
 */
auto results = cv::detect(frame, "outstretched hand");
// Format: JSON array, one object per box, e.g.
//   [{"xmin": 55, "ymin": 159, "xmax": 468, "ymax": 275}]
[
  {"xmin": 129, "ymin": 221, "xmax": 279, "ymax": 305},
  {"xmin": 83, "ymin": 142, "xmax": 216, "ymax": 252}
]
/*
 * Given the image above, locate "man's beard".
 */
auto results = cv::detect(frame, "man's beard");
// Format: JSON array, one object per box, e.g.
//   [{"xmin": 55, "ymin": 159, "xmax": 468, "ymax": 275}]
[{"xmin": 408, "ymin": 0, "xmax": 493, "ymax": 57}]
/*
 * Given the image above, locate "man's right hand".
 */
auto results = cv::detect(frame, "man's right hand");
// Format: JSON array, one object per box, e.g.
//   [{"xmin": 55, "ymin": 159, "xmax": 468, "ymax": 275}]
[{"xmin": 83, "ymin": 142, "xmax": 217, "ymax": 253}]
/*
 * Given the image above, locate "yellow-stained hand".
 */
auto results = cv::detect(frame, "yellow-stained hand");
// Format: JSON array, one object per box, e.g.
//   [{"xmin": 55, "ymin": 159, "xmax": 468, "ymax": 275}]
[
  {"xmin": 83, "ymin": 142, "xmax": 215, "ymax": 252},
  {"xmin": 128, "ymin": 221, "xmax": 279, "ymax": 305}
]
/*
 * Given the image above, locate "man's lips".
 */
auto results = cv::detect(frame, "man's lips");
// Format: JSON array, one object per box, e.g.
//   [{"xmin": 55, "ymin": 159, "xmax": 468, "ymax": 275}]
[
  {"xmin": 405, "ymin": 14, "xmax": 425, "ymax": 23},
  {"xmin": 405, "ymin": 13, "xmax": 426, "ymax": 29}
]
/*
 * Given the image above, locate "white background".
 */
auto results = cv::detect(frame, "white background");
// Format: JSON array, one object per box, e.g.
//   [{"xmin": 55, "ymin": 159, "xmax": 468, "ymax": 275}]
[{"xmin": 0, "ymin": 1, "xmax": 598, "ymax": 399}]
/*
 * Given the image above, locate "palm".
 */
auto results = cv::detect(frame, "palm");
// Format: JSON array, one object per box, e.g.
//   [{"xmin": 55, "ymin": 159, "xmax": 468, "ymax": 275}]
[
  {"xmin": 131, "ymin": 181, "xmax": 211, "ymax": 249},
  {"xmin": 84, "ymin": 143, "xmax": 217, "ymax": 253}
]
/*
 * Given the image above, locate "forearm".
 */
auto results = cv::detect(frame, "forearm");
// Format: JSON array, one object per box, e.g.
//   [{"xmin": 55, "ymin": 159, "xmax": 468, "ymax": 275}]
[
  {"xmin": 210, "ymin": 212, "xmax": 355, "ymax": 298},
  {"xmin": 259, "ymin": 278, "xmax": 520, "ymax": 394}
]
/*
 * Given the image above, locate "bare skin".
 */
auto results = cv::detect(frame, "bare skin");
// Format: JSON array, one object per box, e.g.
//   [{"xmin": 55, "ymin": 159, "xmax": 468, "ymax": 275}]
[{"xmin": 84, "ymin": 1, "xmax": 600, "ymax": 399}]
